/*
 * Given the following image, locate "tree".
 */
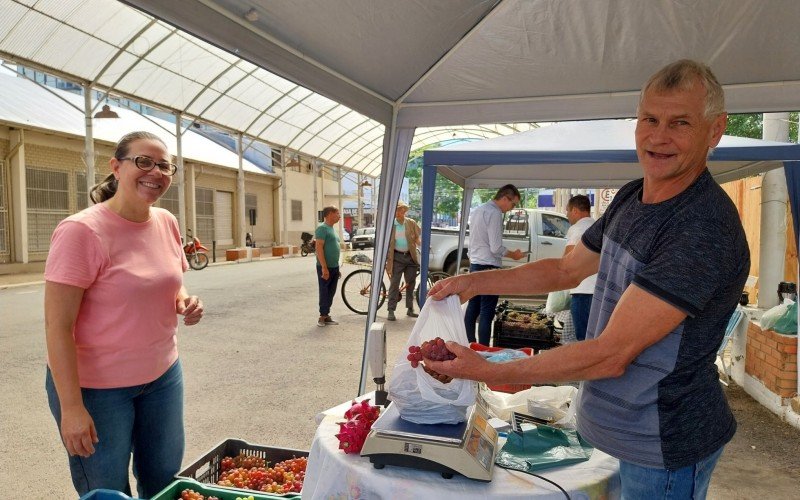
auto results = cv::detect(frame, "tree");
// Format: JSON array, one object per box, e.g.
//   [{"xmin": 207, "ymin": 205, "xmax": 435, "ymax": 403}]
[
  {"xmin": 406, "ymin": 145, "xmax": 463, "ymax": 220},
  {"xmin": 725, "ymin": 112, "xmax": 799, "ymax": 142}
]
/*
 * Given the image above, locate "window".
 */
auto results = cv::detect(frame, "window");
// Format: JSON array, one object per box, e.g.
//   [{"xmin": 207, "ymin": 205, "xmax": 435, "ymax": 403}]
[
  {"xmin": 291, "ymin": 200, "xmax": 302, "ymax": 221},
  {"xmin": 77, "ymin": 172, "xmax": 109, "ymax": 211},
  {"xmin": 156, "ymin": 185, "xmax": 180, "ymax": 216},
  {"xmin": 504, "ymin": 209, "xmax": 529, "ymax": 236},
  {"xmin": 541, "ymin": 213, "xmax": 569, "ymax": 238},
  {"xmin": 195, "ymin": 187, "xmax": 214, "ymax": 243},
  {"xmin": 27, "ymin": 168, "xmax": 70, "ymax": 252}
]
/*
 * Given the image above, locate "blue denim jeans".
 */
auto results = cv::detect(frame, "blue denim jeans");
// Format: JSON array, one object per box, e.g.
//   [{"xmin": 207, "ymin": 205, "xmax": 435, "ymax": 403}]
[
  {"xmin": 620, "ymin": 446, "xmax": 724, "ymax": 500},
  {"xmin": 317, "ymin": 265, "xmax": 340, "ymax": 316},
  {"xmin": 46, "ymin": 359, "xmax": 185, "ymax": 498},
  {"xmin": 464, "ymin": 263, "xmax": 500, "ymax": 345},
  {"xmin": 570, "ymin": 293, "xmax": 593, "ymax": 341}
]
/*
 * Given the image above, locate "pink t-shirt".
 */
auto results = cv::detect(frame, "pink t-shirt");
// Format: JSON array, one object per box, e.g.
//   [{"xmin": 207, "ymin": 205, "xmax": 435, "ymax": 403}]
[{"xmin": 45, "ymin": 203, "xmax": 189, "ymax": 388}]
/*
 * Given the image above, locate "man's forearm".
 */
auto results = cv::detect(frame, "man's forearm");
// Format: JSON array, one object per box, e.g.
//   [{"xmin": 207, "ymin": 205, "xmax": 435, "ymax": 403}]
[{"xmin": 470, "ymin": 258, "xmax": 574, "ymax": 296}]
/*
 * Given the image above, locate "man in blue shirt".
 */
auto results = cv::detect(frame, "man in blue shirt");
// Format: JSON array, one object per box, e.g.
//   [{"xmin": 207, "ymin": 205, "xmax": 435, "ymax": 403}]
[
  {"xmin": 463, "ymin": 184, "xmax": 525, "ymax": 345},
  {"xmin": 427, "ymin": 60, "xmax": 749, "ymax": 500}
]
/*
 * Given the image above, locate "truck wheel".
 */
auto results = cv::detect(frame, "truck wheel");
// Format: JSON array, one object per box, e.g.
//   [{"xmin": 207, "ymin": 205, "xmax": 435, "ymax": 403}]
[{"xmin": 446, "ymin": 258, "xmax": 470, "ymax": 276}]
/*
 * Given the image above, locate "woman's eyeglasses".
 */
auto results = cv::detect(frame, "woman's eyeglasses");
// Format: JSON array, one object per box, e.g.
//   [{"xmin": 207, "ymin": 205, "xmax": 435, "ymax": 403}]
[{"xmin": 119, "ymin": 156, "xmax": 178, "ymax": 176}]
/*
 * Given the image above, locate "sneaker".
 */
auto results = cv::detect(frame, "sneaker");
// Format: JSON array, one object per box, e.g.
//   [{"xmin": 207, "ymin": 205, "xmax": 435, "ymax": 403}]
[
  {"xmin": 407, "ymin": 309, "xmax": 419, "ymax": 318},
  {"xmin": 387, "ymin": 311, "xmax": 396, "ymax": 321},
  {"xmin": 317, "ymin": 317, "xmax": 326, "ymax": 327},
  {"xmin": 324, "ymin": 316, "xmax": 339, "ymax": 325}
]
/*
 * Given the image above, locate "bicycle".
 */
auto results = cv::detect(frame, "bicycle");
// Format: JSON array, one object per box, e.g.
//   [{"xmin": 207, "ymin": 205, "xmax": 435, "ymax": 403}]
[{"xmin": 340, "ymin": 263, "xmax": 450, "ymax": 315}]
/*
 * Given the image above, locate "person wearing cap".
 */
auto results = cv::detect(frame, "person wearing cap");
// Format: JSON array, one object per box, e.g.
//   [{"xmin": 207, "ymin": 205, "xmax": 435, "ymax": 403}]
[{"xmin": 386, "ymin": 200, "xmax": 422, "ymax": 321}]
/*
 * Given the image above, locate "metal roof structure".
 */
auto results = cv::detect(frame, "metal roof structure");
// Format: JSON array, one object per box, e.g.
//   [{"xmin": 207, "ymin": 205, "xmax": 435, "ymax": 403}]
[
  {"xmin": 0, "ymin": 0, "xmax": 538, "ymax": 178},
  {"xmin": 0, "ymin": 69, "xmax": 268, "ymax": 174}
]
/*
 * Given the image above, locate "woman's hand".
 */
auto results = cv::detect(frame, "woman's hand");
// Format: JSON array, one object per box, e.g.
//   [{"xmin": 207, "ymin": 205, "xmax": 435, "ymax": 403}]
[
  {"xmin": 60, "ymin": 404, "xmax": 98, "ymax": 457},
  {"xmin": 176, "ymin": 295, "xmax": 204, "ymax": 325}
]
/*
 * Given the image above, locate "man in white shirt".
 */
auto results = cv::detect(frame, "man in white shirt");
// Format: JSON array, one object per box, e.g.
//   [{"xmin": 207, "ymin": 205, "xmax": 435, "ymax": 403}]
[
  {"xmin": 464, "ymin": 184, "xmax": 525, "ymax": 345},
  {"xmin": 564, "ymin": 194, "xmax": 597, "ymax": 340}
]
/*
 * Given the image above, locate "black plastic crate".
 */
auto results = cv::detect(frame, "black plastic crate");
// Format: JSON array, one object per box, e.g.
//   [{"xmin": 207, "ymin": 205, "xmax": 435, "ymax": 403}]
[
  {"xmin": 492, "ymin": 320, "xmax": 561, "ymax": 351},
  {"xmin": 177, "ymin": 438, "xmax": 308, "ymax": 498}
]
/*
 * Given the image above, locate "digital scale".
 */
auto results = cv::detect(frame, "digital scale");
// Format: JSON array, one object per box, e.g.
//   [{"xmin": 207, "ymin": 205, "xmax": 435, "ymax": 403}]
[
  {"xmin": 360, "ymin": 321, "xmax": 499, "ymax": 481},
  {"xmin": 360, "ymin": 397, "xmax": 499, "ymax": 481}
]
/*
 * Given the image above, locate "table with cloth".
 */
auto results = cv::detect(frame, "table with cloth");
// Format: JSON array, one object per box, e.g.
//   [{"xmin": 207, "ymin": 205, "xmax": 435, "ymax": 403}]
[{"xmin": 302, "ymin": 393, "xmax": 621, "ymax": 499}]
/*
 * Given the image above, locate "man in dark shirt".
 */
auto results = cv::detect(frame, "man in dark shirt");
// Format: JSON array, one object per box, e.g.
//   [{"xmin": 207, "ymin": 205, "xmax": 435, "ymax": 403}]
[{"xmin": 427, "ymin": 59, "xmax": 749, "ymax": 499}]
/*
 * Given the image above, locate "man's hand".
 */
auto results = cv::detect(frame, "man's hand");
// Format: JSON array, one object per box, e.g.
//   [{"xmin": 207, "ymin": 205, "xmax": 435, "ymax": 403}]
[
  {"xmin": 422, "ymin": 363, "xmax": 453, "ymax": 384},
  {"xmin": 60, "ymin": 404, "xmax": 99, "ymax": 457},
  {"xmin": 424, "ymin": 342, "xmax": 491, "ymax": 381},
  {"xmin": 427, "ymin": 274, "xmax": 475, "ymax": 303},
  {"xmin": 176, "ymin": 295, "xmax": 204, "ymax": 325},
  {"xmin": 321, "ymin": 267, "xmax": 330, "ymax": 280},
  {"xmin": 508, "ymin": 248, "xmax": 525, "ymax": 260}
]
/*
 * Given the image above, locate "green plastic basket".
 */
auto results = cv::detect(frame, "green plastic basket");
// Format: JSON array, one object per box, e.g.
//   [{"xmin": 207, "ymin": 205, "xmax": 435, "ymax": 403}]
[
  {"xmin": 151, "ymin": 479, "xmax": 281, "ymax": 500},
  {"xmin": 177, "ymin": 439, "xmax": 308, "ymax": 499}
]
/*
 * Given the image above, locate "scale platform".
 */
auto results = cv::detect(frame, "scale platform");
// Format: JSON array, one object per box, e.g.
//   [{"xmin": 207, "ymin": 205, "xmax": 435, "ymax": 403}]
[{"xmin": 360, "ymin": 401, "xmax": 498, "ymax": 481}]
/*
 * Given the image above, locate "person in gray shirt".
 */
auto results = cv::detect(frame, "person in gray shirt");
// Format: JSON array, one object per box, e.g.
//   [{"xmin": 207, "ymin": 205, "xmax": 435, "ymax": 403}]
[
  {"xmin": 463, "ymin": 184, "xmax": 525, "ymax": 345},
  {"xmin": 427, "ymin": 59, "xmax": 748, "ymax": 499}
]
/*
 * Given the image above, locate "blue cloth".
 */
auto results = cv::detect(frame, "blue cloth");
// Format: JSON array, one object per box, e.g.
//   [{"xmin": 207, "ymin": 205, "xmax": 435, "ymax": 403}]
[
  {"xmin": 467, "ymin": 200, "xmax": 507, "ymax": 267},
  {"xmin": 570, "ymin": 293, "xmax": 593, "ymax": 341},
  {"xmin": 620, "ymin": 445, "xmax": 724, "ymax": 500},
  {"xmin": 464, "ymin": 263, "xmax": 500, "ymax": 345},
  {"xmin": 46, "ymin": 360, "xmax": 184, "ymax": 498},
  {"xmin": 317, "ymin": 265, "xmax": 340, "ymax": 316},
  {"xmin": 579, "ymin": 169, "xmax": 748, "ymax": 469},
  {"xmin": 393, "ymin": 219, "xmax": 409, "ymax": 252}
]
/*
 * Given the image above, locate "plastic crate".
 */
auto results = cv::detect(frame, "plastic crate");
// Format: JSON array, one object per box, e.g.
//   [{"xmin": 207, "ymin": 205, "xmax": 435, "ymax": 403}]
[
  {"xmin": 492, "ymin": 320, "xmax": 561, "ymax": 351},
  {"xmin": 152, "ymin": 478, "xmax": 282, "ymax": 500},
  {"xmin": 470, "ymin": 343, "xmax": 534, "ymax": 393},
  {"xmin": 79, "ymin": 490, "xmax": 132, "ymax": 500},
  {"xmin": 177, "ymin": 439, "xmax": 308, "ymax": 498}
]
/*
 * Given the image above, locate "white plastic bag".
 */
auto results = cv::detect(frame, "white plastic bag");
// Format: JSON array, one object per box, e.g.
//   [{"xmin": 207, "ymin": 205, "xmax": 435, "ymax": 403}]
[
  {"xmin": 545, "ymin": 290, "xmax": 571, "ymax": 314},
  {"xmin": 387, "ymin": 295, "xmax": 477, "ymax": 424}
]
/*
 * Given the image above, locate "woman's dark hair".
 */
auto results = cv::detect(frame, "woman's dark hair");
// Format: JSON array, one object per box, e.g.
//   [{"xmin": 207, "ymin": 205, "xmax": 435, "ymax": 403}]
[{"xmin": 90, "ymin": 131, "xmax": 168, "ymax": 203}]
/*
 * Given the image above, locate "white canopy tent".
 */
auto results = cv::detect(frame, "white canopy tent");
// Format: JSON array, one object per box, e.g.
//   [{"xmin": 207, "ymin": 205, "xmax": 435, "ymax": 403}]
[{"xmin": 91, "ymin": 0, "xmax": 800, "ymax": 392}]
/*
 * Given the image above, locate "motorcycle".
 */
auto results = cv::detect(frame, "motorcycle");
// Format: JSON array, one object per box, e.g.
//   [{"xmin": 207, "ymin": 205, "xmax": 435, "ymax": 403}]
[
  {"xmin": 300, "ymin": 231, "xmax": 316, "ymax": 257},
  {"xmin": 184, "ymin": 230, "xmax": 210, "ymax": 270}
]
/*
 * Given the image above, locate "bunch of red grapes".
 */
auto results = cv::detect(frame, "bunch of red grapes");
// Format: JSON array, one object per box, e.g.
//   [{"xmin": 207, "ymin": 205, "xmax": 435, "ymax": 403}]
[
  {"xmin": 407, "ymin": 337, "xmax": 456, "ymax": 368},
  {"xmin": 178, "ymin": 492, "xmax": 253, "ymax": 500},
  {"xmin": 216, "ymin": 454, "xmax": 307, "ymax": 494}
]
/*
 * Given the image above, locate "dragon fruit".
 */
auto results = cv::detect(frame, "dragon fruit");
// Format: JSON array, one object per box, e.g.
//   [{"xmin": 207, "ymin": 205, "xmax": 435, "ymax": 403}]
[{"xmin": 336, "ymin": 399, "xmax": 380, "ymax": 454}]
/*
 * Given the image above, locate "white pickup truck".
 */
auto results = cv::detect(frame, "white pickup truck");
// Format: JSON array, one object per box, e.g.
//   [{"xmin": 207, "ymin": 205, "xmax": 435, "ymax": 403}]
[{"xmin": 427, "ymin": 208, "xmax": 571, "ymax": 276}]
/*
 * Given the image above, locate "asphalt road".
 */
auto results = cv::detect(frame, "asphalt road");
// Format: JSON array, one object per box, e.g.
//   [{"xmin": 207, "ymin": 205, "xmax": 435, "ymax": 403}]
[
  {"xmin": 2, "ymin": 254, "xmax": 799, "ymax": 498},
  {"xmin": 0, "ymin": 252, "xmax": 416, "ymax": 498}
]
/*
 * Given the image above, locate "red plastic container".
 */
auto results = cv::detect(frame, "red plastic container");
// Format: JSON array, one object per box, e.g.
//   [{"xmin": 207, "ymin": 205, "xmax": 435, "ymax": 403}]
[{"xmin": 469, "ymin": 343, "xmax": 533, "ymax": 393}]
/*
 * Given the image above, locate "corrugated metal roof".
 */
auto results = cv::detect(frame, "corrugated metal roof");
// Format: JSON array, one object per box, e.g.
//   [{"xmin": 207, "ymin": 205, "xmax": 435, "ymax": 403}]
[{"xmin": 0, "ymin": 70, "xmax": 269, "ymax": 175}]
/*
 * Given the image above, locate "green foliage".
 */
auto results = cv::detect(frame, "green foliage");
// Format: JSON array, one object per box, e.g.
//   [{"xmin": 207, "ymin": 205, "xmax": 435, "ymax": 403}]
[
  {"xmin": 406, "ymin": 144, "xmax": 463, "ymax": 218},
  {"xmin": 725, "ymin": 113, "xmax": 799, "ymax": 143}
]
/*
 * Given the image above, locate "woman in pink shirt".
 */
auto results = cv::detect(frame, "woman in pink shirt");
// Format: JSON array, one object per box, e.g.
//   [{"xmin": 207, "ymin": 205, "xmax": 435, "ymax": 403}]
[{"xmin": 44, "ymin": 131, "xmax": 204, "ymax": 498}]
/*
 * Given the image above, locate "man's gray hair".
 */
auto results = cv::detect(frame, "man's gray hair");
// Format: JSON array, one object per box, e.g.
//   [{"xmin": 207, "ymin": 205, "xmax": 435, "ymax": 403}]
[{"xmin": 640, "ymin": 59, "xmax": 726, "ymax": 118}]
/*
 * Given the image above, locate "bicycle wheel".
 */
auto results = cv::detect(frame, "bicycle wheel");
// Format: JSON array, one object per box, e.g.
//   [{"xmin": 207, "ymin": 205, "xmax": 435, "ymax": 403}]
[
  {"xmin": 341, "ymin": 269, "xmax": 387, "ymax": 315},
  {"xmin": 189, "ymin": 252, "xmax": 209, "ymax": 270},
  {"xmin": 415, "ymin": 271, "xmax": 451, "ymax": 308}
]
